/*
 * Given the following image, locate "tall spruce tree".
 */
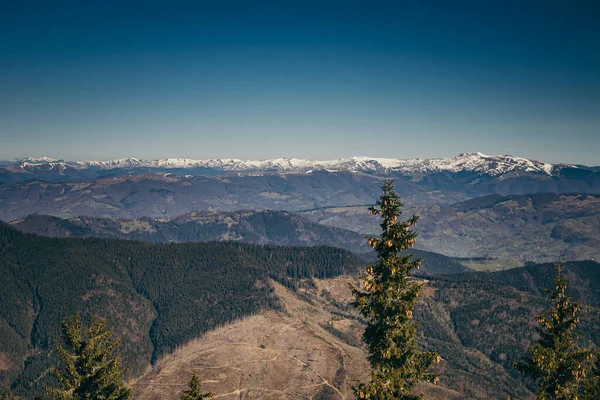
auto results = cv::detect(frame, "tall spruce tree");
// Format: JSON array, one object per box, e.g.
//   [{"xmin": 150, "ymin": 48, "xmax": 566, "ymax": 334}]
[
  {"xmin": 179, "ymin": 371, "xmax": 214, "ymax": 400},
  {"xmin": 515, "ymin": 264, "xmax": 593, "ymax": 400},
  {"xmin": 45, "ymin": 312, "xmax": 131, "ymax": 400},
  {"xmin": 351, "ymin": 177, "xmax": 439, "ymax": 400}
]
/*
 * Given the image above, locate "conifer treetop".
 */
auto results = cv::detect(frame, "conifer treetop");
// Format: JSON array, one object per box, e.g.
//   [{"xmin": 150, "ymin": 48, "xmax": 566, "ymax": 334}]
[
  {"xmin": 45, "ymin": 312, "xmax": 131, "ymax": 400},
  {"xmin": 179, "ymin": 371, "xmax": 215, "ymax": 400},
  {"xmin": 515, "ymin": 264, "xmax": 594, "ymax": 400}
]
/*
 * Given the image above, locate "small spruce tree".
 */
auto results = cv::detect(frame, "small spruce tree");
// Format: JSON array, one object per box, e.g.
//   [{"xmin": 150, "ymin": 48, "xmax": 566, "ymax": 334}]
[
  {"xmin": 351, "ymin": 177, "xmax": 440, "ymax": 400},
  {"xmin": 515, "ymin": 264, "xmax": 593, "ymax": 400},
  {"xmin": 179, "ymin": 371, "xmax": 214, "ymax": 400},
  {"xmin": 45, "ymin": 312, "xmax": 131, "ymax": 400}
]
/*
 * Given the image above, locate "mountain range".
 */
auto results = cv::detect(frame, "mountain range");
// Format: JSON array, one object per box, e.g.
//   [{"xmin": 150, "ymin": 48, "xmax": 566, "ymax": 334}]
[
  {"xmin": 3, "ymin": 149, "xmax": 600, "ymax": 265},
  {"xmin": 1, "ymin": 159, "xmax": 599, "ymax": 222},
  {"xmin": 6, "ymin": 189, "xmax": 600, "ymax": 264},
  {"xmin": 1, "ymin": 152, "xmax": 593, "ymax": 181},
  {"xmin": 11, "ymin": 187, "xmax": 600, "ymax": 265}
]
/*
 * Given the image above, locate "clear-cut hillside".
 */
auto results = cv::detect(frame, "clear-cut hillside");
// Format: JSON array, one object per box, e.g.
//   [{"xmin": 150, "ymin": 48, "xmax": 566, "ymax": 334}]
[
  {"xmin": 133, "ymin": 261, "xmax": 600, "ymax": 400},
  {"xmin": 0, "ymin": 221, "xmax": 363, "ymax": 398},
  {"xmin": 132, "ymin": 280, "xmax": 468, "ymax": 400}
]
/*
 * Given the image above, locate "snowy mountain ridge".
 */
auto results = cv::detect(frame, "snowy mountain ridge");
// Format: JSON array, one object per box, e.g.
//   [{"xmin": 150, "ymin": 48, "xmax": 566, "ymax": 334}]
[{"xmin": 3, "ymin": 152, "xmax": 574, "ymax": 176}]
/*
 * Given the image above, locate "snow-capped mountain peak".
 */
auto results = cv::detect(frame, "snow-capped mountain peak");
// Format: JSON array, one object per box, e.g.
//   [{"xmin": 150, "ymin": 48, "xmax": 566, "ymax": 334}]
[
  {"xmin": 3, "ymin": 153, "xmax": 572, "ymax": 177},
  {"xmin": 73, "ymin": 157, "xmax": 142, "ymax": 169}
]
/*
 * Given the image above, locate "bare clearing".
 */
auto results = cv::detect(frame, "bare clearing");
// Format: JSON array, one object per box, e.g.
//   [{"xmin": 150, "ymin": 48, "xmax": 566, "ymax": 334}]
[{"xmin": 132, "ymin": 281, "xmax": 370, "ymax": 399}]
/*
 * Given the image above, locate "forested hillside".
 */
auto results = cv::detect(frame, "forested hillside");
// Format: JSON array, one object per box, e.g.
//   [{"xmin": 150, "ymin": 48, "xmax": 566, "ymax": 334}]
[
  {"xmin": 3, "ymin": 220, "xmax": 600, "ymax": 398},
  {"xmin": 9, "ymin": 211, "xmax": 469, "ymax": 274},
  {"xmin": 417, "ymin": 261, "xmax": 600, "ymax": 397},
  {"xmin": 0, "ymin": 222, "xmax": 363, "ymax": 397},
  {"xmin": 10, "ymin": 210, "xmax": 372, "ymax": 252}
]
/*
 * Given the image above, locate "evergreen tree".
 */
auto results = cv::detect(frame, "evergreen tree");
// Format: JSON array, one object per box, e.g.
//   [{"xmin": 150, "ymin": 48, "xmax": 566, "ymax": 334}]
[
  {"xmin": 179, "ymin": 371, "xmax": 214, "ymax": 400},
  {"xmin": 515, "ymin": 264, "xmax": 593, "ymax": 400},
  {"xmin": 45, "ymin": 312, "xmax": 131, "ymax": 400},
  {"xmin": 351, "ymin": 177, "xmax": 440, "ymax": 400}
]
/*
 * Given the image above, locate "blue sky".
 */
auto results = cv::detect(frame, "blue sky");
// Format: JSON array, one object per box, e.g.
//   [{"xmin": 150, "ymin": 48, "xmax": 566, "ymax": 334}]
[{"xmin": 1, "ymin": 1, "xmax": 599, "ymax": 164}]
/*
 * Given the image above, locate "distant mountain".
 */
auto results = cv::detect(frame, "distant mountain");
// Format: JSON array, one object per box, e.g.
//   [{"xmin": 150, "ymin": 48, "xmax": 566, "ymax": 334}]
[
  {"xmin": 415, "ymin": 192, "xmax": 600, "ymax": 262},
  {"xmin": 575, "ymin": 164, "xmax": 600, "ymax": 171},
  {"xmin": 0, "ymin": 172, "xmax": 393, "ymax": 221},
  {"xmin": 11, "ymin": 210, "xmax": 371, "ymax": 250},
  {"xmin": 301, "ymin": 193, "xmax": 600, "ymax": 263},
  {"xmin": 0, "ymin": 153, "xmax": 592, "ymax": 184},
  {"xmin": 2, "ymin": 162, "xmax": 600, "ymax": 223},
  {"xmin": 0, "ymin": 157, "xmax": 61, "ymax": 165},
  {"xmin": 10, "ymin": 211, "xmax": 468, "ymax": 274}
]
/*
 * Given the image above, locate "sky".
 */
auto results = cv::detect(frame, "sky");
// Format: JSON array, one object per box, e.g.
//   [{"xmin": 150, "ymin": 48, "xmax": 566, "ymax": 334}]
[{"xmin": 1, "ymin": 1, "xmax": 599, "ymax": 165}]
